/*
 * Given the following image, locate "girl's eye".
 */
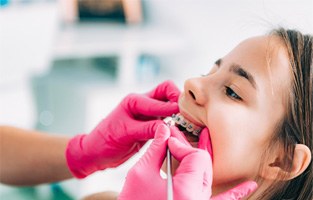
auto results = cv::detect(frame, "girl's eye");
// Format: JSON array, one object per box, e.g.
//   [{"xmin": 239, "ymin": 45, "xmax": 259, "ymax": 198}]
[{"xmin": 225, "ymin": 86, "xmax": 242, "ymax": 101}]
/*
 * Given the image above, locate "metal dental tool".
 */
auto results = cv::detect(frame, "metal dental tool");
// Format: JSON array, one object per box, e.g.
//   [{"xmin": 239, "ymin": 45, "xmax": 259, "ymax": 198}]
[
  {"xmin": 163, "ymin": 117, "xmax": 175, "ymax": 200},
  {"xmin": 163, "ymin": 114, "xmax": 203, "ymax": 200},
  {"xmin": 167, "ymin": 147, "xmax": 173, "ymax": 200}
]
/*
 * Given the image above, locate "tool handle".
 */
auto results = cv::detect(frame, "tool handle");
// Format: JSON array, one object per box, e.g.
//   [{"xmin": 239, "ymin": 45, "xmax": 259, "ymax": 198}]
[{"xmin": 167, "ymin": 148, "xmax": 173, "ymax": 200}]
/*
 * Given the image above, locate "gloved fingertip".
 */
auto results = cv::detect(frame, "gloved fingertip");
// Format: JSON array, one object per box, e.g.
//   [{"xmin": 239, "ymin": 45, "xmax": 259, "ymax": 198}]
[
  {"xmin": 164, "ymin": 80, "xmax": 181, "ymax": 102},
  {"xmin": 155, "ymin": 124, "xmax": 170, "ymax": 142},
  {"xmin": 132, "ymin": 120, "xmax": 161, "ymax": 142},
  {"xmin": 168, "ymin": 136, "xmax": 179, "ymax": 146},
  {"xmin": 168, "ymin": 137, "xmax": 194, "ymax": 162},
  {"xmin": 243, "ymin": 181, "xmax": 258, "ymax": 193},
  {"xmin": 168, "ymin": 137, "xmax": 180, "ymax": 153},
  {"xmin": 169, "ymin": 126, "xmax": 190, "ymax": 146},
  {"xmin": 151, "ymin": 102, "xmax": 179, "ymax": 117},
  {"xmin": 198, "ymin": 128, "xmax": 209, "ymax": 150},
  {"xmin": 146, "ymin": 80, "xmax": 181, "ymax": 102},
  {"xmin": 167, "ymin": 102, "xmax": 180, "ymax": 114},
  {"xmin": 198, "ymin": 128, "xmax": 214, "ymax": 159},
  {"xmin": 222, "ymin": 181, "xmax": 258, "ymax": 200},
  {"xmin": 150, "ymin": 120, "xmax": 163, "ymax": 136}
]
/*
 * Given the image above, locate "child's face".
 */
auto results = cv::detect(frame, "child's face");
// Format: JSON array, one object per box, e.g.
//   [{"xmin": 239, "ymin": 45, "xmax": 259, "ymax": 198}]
[{"xmin": 178, "ymin": 35, "xmax": 291, "ymax": 193}]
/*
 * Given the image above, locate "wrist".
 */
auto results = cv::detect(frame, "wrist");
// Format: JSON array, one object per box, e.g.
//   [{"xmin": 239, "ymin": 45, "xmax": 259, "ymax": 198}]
[{"xmin": 66, "ymin": 134, "xmax": 94, "ymax": 178}]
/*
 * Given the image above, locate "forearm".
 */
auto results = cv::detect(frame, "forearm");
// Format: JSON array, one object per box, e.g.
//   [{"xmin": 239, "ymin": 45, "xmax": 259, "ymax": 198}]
[{"xmin": 0, "ymin": 126, "xmax": 73, "ymax": 186}]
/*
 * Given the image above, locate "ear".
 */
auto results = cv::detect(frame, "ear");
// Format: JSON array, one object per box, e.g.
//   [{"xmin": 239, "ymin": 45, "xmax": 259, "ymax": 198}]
[
  {"xmin": 287, "ymin": 144, "xmax": 312, "ymax": 179},
  {"xmin": 260, "ymin": 144, "xmax": 311, "ymax": 180}
]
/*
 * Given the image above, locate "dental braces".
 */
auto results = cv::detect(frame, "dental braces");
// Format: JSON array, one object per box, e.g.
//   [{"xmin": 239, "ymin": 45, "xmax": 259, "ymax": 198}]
[{"xmin": 164, "ymin": 113, "xmax": 202, "ymax": 136}]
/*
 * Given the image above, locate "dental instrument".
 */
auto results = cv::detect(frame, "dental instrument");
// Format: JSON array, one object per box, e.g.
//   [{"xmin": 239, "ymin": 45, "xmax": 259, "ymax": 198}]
[
  {"xmin": 166, "ymin": 148, "xmax": 173, "ymax": 200},
  {"xmin": 163, "ymin": 114, "xmax": 203, "ymax": 200},
  {"xmin": 163, "ymin": 117, "xmax": 175, "ymax": 200}
]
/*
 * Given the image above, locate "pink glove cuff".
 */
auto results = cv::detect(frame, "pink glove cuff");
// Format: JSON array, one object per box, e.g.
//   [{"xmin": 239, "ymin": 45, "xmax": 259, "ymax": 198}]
[{"xmin": 66, "ymin": 134, "xmax": 98, "ymax": 178}]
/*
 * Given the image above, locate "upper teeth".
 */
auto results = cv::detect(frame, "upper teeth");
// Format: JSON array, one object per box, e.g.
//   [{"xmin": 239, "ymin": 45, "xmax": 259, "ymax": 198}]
[{"xmin": 171, "ymin": 113, "xmax": 202, "ymax": 136}]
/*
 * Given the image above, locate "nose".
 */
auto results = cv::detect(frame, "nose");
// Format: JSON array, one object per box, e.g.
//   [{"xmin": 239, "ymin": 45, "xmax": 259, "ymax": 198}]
[{"xmin": 184, "ymin": 78, "xmax": 207, "ymax": 106}]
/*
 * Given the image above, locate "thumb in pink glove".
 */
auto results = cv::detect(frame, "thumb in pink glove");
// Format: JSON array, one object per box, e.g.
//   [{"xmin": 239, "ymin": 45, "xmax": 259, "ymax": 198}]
[
  {"xmin": 118, "ymin": 124, "xmax": 170, "ymax": 200},
  {"xmin": 66, "ymin": 81, "xmax": 180, "ymax": 178},
  {"xmin": 168, "ymin": 135, "xmax": 213, "ymax": 200}
]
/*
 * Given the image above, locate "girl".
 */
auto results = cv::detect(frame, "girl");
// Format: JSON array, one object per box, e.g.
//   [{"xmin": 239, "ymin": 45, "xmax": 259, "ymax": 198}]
[
  {"xmin": 173, "ymin": 28, "xmax": 313, "ymax": 199},
  {"xmin": 88, "ymin": 28, "xmax": 313, "ymax": 200}
]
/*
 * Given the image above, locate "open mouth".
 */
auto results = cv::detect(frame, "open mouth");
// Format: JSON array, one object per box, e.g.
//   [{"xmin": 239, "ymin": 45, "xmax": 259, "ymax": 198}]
[
  {"xmin": 164, "ymin": 113, "xmax": 203, "ymax": 146},
  {"xmin": 172, "ymin": 113, "xmax": 202, "ymax": 143},
  {"xmin": 162, "ymin": 113, "xmax": 213, "ymax": 175}
]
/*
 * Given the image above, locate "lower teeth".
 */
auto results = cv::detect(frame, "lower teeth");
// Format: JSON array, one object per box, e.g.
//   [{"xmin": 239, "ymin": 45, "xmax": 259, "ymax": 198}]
[{"xmin": 177, "ymin": 125, "xmax": 199, "ymax": 141}]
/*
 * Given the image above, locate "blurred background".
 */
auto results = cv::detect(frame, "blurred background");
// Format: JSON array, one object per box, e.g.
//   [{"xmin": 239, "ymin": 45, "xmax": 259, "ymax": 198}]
[{"xmin": 0, "ymin": 0, "xmax": 312, "ymax": 199}]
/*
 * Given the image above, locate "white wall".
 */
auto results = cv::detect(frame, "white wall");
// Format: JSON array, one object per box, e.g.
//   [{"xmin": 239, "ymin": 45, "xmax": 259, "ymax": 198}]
[
  {"xmin": 1, "ymin": 0, "xmax": 312, "ymax": 128},
  {"xmin": 0, "ymin": 2, "xmax": 59, "ymax": 128},
  {"xmin": 143, "ymin": 0, "xmax": 313, "ymax": 82}
]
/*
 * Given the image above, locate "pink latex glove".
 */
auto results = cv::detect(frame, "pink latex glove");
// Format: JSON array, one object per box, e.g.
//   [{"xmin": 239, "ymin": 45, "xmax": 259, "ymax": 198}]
[
  {"xmin": 66, "ymin": 81, "xmax": 180, "ymax": 178},
  {"xmin": 119, "ymin": 125, "xmax": 258, "ymax": 200}
]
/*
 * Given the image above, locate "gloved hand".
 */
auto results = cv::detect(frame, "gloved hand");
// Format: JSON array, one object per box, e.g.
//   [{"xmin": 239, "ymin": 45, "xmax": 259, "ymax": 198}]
[
  {"xmin": 119, "ymin": 124, "xmax": 258, "ymax": 200},
  {"xmin": 66, "ymin": 81, "xmax": 180, "ymax": 178}
]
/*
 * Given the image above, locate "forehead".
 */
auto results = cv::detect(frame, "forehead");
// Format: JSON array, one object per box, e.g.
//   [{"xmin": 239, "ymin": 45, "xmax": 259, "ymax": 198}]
[{"xmin": 223, "ymin": 35, "xmax": 292, "ymax": 100}]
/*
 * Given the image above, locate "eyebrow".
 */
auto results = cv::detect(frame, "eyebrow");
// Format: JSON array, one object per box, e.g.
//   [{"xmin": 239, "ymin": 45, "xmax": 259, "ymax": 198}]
[{"xmin": 215, "ymin": 58, "xmax": 257, "ymax": 90}]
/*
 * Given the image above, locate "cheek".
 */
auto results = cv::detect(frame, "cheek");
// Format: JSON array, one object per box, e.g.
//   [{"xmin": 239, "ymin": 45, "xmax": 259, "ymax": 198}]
[
  {"xmin": 207, "ymin": 107, "xmax": 265, "ymax": 184},
  {"xmin": 211, "ymin": 137, "xmax": 262, "ymax": 185}
]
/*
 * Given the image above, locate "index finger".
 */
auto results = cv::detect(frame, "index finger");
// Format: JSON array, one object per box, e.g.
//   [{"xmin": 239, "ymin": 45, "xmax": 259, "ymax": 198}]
[{"xmin": 146, "ymin": 80, "xmax": 181, "ymax": 102}]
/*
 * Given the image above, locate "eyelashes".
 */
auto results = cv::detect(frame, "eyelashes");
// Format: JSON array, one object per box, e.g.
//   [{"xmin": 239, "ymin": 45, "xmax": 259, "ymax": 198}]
[
  {"xmin": 200, "ymin": 72, "xmax": 243, "ymax": 102},
  {"xmin": 225, "ymin": 86, "xmax": 242, "ymax": 101}
]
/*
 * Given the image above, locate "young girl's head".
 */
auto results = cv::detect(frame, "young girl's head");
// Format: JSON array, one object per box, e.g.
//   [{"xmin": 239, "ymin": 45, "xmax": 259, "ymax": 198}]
[{"xmin": 178, "ymin": 28, "xmax": 312, "ymax": 199}]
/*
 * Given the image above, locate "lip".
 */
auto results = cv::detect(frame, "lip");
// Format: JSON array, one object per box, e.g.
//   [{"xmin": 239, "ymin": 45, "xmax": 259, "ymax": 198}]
[{"xmin": 179, "ymin": 109, "xmax": 205, "ymax": 128}]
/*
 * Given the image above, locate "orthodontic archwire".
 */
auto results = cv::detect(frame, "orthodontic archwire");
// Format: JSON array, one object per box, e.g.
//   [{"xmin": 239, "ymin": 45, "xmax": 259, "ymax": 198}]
[{"xmin": 171, "ymin": 113, "xmax": 202, "ymax": 136}]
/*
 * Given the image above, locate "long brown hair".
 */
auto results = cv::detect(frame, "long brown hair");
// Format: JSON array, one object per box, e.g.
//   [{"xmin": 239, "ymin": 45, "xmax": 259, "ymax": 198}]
[{"xmin": 257, "ymin": 28, "xmax": 312, "ymax": 199}]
